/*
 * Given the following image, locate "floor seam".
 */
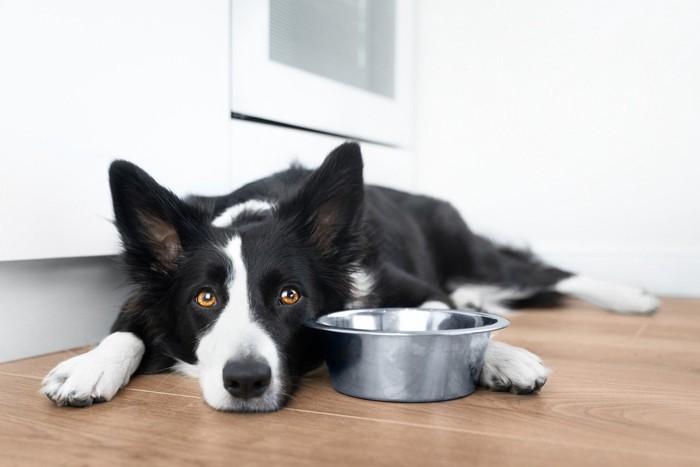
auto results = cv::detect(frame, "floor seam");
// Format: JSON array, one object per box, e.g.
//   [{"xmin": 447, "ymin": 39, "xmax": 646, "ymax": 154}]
[{"xmin": 633, "ymin": 320, "xmax": 652, "ymax": 339}]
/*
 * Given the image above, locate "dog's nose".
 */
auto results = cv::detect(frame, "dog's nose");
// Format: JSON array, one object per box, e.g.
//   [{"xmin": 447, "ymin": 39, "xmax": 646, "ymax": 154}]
[{"xmin": 222, "ymin": 358, "xmax": 272, "ymax": 399}]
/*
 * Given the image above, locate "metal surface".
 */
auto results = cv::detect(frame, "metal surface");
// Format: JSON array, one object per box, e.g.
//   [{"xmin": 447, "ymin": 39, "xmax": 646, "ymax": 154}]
[{"xmin": 306, "ymin": 308, "xmax": 509, "ymax": 402}]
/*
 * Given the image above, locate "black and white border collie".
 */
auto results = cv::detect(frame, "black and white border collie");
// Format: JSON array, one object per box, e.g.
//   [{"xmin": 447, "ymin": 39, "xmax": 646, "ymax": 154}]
[{"xmin": 42, "ymin": 143, "xmax": 659, "ymax": 412}]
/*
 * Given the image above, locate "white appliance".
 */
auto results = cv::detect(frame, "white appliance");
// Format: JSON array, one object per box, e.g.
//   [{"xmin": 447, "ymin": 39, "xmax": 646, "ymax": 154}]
[{"xmin": 230, "ymin": 0, "xmax": 415, "ymax": 147}]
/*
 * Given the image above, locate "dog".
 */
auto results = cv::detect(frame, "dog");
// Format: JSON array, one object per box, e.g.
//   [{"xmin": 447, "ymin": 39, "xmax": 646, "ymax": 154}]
[{"xmin": 42, "ymin": 142, "xmax": 659, "ymax": 412}]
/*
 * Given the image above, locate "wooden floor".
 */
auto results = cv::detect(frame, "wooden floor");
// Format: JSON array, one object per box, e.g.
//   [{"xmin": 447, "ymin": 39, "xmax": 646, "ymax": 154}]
[{"xmin": 1, "ymin": 298, "xmax": 699, "ymax": 466}]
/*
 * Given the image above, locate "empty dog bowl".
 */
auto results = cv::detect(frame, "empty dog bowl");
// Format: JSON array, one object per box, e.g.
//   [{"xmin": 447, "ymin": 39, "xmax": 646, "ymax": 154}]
[{"xmin": 306, "ymin": 308, "xmax": 509, "ymax": 402}]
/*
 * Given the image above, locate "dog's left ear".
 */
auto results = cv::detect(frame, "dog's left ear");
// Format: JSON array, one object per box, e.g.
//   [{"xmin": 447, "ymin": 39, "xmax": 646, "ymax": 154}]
[{"xmin": 278, "ymin": 142, "xmax": 365, "ymax": 257}]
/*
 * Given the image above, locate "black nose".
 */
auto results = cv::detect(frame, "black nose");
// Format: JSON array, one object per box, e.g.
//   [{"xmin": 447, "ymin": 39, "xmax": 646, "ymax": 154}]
[{"xmin": 222, "ymin": 358, "xmax": 272, "ymax": 399}]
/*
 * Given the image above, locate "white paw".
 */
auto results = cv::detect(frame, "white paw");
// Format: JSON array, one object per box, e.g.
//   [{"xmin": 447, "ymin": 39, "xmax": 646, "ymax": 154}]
[
  {"xmin": 605, "ymin": 288, "xmax": 660, "ymax": 314},
  {"xmin": 555, "ymin": 276, "xmax": 660, "ymax": 314},
  {"xmin": 450, "ymin": 287, "xmax": 484, "ymax": 309},
  {"xmin": 449, "ymin": 284, "xmax": 520, "ymax": 316},
  {"xmin": 418, "ymin": 301, "xmax": 451, "ymax": 309},
  {"xmin": 42, "ymin": 332, "xmax": 144, "ymax": 407},
  {"xmin": 479, "ymin": 341, "xmax": 550, "ymax": 394}
]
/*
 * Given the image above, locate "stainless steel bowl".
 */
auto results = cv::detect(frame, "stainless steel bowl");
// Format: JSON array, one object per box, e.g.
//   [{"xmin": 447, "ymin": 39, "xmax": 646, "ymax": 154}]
[{"xmin": 306, "ymin": 308, "xmax": 509, "ymax": 402}]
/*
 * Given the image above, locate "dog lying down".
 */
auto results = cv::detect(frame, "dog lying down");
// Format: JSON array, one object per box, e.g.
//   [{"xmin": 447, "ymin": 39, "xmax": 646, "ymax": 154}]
[{"xmin": 42, "ymin": 143, "xmax": 659, "ymax": 412}]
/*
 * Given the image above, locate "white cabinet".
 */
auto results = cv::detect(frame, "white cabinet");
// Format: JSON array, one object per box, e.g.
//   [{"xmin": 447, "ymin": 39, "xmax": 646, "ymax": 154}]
[{"xmin": 0, "ymin": 0, "xmax": 231, "ymax": 261}]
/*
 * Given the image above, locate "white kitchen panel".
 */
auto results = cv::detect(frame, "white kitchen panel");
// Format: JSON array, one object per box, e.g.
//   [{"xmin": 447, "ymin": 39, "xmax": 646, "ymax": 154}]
[
  {"xmin": 0, "ymin": 0, "xmax": 231, "ymax": 261},
  {"xmin": 229, "ymin": 119, "xmax": 416, "ymax": 193},
  {"xmin": 230, "ymin": 0, "xmax": 415, "ymax": 147}
]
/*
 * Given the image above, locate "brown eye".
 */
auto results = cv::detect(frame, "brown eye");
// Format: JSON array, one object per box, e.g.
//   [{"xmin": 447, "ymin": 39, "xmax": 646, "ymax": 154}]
[
  {"xmin": 279, "ymin": 287, "xmax": 300, "ymax": 306},
  {"xmin": 195, "ymin": 289, "xmax": 218, "ymax": 308}
]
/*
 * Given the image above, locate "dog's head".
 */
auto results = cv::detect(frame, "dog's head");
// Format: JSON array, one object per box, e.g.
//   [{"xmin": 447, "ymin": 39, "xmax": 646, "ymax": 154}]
[{"xmin": 110, "ymin": 143, "xmax": 366, "ymax": 411}]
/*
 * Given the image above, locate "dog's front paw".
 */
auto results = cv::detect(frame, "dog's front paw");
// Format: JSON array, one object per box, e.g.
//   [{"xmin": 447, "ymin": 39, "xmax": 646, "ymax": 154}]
[
  {"xmin": 479, "ymin": 340, "xmax": 550, "ymax": 395},
  {"xmin": 42, "ymin": 352, "xmax": 112, "ymax": 407},
  {"xmin": 607, "ymin": 288, "xmax": 660, "ymax": 314},
  {"xmin": 42, "ymin": 332, "xmax": 144, "ymax": 407}
]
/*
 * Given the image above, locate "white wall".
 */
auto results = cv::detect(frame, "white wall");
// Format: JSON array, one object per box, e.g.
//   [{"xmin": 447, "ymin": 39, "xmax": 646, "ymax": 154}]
[{"xmin": 414, "ymin": 0, "xmax": 700, "ymax": 296}]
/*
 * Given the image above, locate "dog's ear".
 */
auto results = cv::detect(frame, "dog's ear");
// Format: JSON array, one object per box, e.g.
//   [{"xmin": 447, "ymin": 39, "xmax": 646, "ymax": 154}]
[
  {"xmin": 278, "ymin": 142, "xmax": 365, "ymax": 256},
  {"xmin": 109, "ymin": 161, "xmax": 200, "ymax": 272}
]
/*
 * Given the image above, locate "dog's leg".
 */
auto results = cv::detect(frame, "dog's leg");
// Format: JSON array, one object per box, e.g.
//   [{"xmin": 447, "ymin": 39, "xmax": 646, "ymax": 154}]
[
  {"xmin": 42, "ymin": 332, "xmax": 144, "ymax": 407},
  {"xmin": 479, "ymin": 340, "xmax": 550, "ymax": 395},
  {"xmin": 554, "ymin": 275, "xmax": 659, "ymax": 314}
]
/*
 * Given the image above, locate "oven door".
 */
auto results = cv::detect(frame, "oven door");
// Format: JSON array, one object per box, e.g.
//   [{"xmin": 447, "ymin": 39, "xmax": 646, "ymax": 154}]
[{"xmin": 230, "ymin": 0, "xmax": 414, "ymax": 147}]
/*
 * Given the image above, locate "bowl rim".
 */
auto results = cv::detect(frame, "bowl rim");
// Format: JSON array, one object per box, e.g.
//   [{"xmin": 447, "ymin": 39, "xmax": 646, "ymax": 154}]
[{"xmin": 304, "ymin": 307, "xmax": 510, "ymax": 336}]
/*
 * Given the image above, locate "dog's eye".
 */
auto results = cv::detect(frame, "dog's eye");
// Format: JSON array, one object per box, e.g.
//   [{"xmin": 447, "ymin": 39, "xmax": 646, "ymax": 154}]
[
  {"xmin": 195, "ymin": 289, "xmax": 218, "ymax": 308},
  {"xmin": 279, "ymin": 287, "xmax": 300, "ymax": 306}
]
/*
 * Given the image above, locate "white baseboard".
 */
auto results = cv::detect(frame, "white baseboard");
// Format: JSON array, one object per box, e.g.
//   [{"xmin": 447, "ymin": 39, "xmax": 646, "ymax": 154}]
[
  {"xmin": 0, "ymin": 257, "xmax": 128, "ymax": 363},
  {"xmin": 536, "ymin": 246, "xmax": 700, "ymax": 297}
]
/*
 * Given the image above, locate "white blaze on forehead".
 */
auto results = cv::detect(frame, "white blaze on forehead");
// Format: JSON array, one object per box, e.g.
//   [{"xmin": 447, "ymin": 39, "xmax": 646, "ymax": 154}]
[
  {"xmin": 223, "ymin": 236, "xmax": 251, "ymax": 326},
  {"xmin": 194, "ymin": 235, "xmax": 284, "ymax": 411},
  {"xmin": 212, "ymin": 200, "xmax": 275, "ymax": 227}
]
